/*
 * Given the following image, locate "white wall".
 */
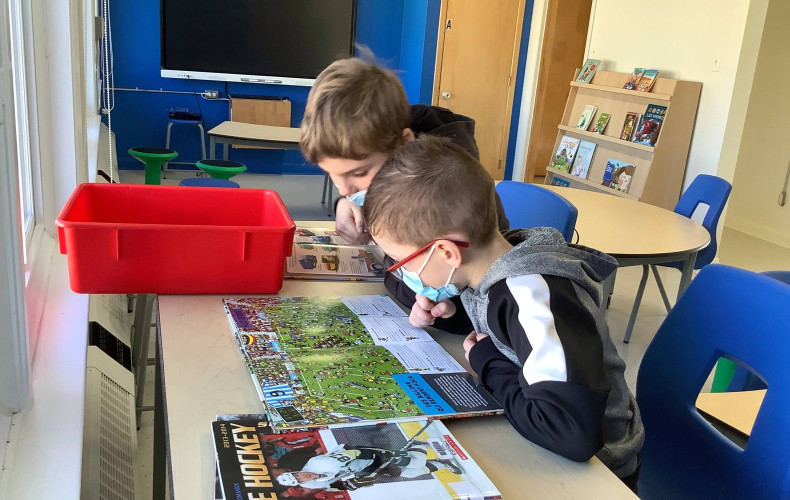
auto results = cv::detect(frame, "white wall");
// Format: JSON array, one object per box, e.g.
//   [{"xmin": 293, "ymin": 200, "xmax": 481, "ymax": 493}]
[
  {"xmin": 585, "ymin": 0, "xmax": 753, "ymax": 191},
  {"xmin": 725, "ymin": 0, "xmax": 790, "ymax": 248}
]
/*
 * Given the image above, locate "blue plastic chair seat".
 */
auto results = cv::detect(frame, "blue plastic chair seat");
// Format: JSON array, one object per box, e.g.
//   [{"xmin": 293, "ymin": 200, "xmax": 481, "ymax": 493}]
[
  {"xmin": 178, "ymin": 178, "xmax": 240, "ymax": 188},
  {"xmin": 495, "ymin": 181, "xmax": 578, "ymax": 242},
  {"xmin": 636, "ymin": 265, "xmax": 790, "ymax": 499}
]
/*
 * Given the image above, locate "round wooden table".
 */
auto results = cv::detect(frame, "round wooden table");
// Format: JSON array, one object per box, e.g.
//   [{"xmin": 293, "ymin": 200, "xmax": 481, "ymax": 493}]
[{"xmin": 543, "ymin": 185, "xmax": 710, "ymax": 341}]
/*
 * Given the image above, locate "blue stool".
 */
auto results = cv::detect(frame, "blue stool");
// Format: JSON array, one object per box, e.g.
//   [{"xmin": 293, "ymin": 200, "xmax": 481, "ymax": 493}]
[
  {"xmin": 164, "ymin": 116, "xmax": 206, "ymax": 178},
  {"xmin": 178, "ymin": 178, "xmax": 240, "ymax": 188}
]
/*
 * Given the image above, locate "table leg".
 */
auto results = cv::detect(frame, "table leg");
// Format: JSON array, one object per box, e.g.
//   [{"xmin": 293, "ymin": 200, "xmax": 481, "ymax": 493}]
[
  {"xmin": 678, "ymin": 251, "xmax": 698, "ymax": 298},
  {"xmin": 623, "ymin": 266, "xmax": 650, "ymax": 343},
  {"xmin": 209, "ymin": 136, "xmax": 216, "ymax": 160},
  {"xmin": 223, "ymin": 142, "xmax": 229, "ymax": 161},
  {"xmin": 153, "ymin": 315, "xmax": 167, "ymax": 500},
  {"xmin": 601, "ymin": 269, "xmax": 616, "ymax": 314},
  {"xmin": 133, "ymin": 294, "xmax": 155, "ymax": 425}
]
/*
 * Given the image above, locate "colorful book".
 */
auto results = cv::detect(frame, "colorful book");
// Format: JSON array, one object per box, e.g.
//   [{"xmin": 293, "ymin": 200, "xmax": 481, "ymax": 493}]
[
  {"xmin": 222, "ymin": 295, "xmax": 503, "ymax": 432},
  {"xmin": 576, "ymin": 105, "xmax": 598, "ymax": 131},
  {"xmin": 550, "ymin": 135, "xmax": 581, "ymax": 173},
  {"xmin": 620, "ymin": 113, "xmax": 638, "ymax": 141},
  {"xmin": 570, "ymin": 141, "xmax": 597, "ymax": 179},
  {"xmin": 635, "ymin": 69, "xmax": 659, "ymax": 92},
  {"xmin": 602, "ymin": 159, "xmax": 636, "ymax": 194},
  {"xmin": 590, "ymin": 113, "xmax": 610, "ymax": 134},
  {"xmin": 286, "ymin": 227, "xmax": 386, "ymax": 281},
  {"xmin": 575, "ymin": 59, "xmax": 601, "ymax": 84},
  {"xmin": 622, "ymin": 68, "xmax": 645, "ymax": 90},
  {"xmin": 212, "ymin": 416, "xmax": 502, "ymax": 500},
  {"xmin": 632, "ymin": 104, "xmax": 667, "ymax": 146},
  {"xmin": 550, "ymin": 177, "xmax": 570, "ymax": 187}
]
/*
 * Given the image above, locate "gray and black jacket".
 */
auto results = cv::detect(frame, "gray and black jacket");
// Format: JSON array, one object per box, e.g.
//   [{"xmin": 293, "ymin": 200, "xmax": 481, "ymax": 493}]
[{"xmin": 462, "ymin": 228, "xmax": 644, "ymax": 478}]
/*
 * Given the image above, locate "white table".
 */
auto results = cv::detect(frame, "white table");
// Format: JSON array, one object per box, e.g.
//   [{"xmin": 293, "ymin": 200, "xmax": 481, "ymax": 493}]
[
  {"xmin": 154, "ymin": 275, "xmax": 637, "ymax": 498},
  {"xmin": 207, "ymin": 121, "xmax": 301, "ymax": 160},
  {"xmin": 543, "ymin": 185, "xmax": 710, "ymax": 341}
]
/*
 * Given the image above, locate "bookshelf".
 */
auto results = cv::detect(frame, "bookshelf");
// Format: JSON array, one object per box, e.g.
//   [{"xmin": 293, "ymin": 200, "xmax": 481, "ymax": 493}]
[{"xmin": 544, "ymin": 70, "xmax": 702, "ymax": 210}]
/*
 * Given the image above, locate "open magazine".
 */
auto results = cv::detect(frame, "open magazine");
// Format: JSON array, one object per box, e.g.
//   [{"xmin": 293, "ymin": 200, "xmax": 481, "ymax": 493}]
[
  {"xmin": 212, "ymin": 415, "xmax": 501, "ymax": 500},
  {"xmin": 286, "ymin": 228, "xmax": 387, "ymax": 281},
  {"xmin": 223, "ymin": 295, "xmax": 502, "ymax": 432}
]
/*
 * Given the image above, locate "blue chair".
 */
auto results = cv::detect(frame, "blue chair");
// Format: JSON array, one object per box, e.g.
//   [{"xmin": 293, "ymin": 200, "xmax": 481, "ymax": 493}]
[
  {"xmin": 624, "ymin": 175, "xmax": 732, "ymax": 342},
  {"xmin": 636, "ymin": 264, "xmax": 790, "ymax": 499},
  {"xmin": 178, "ymin": 178, "xmax": 239, "ymax": 188},
  {"xmin": 495, "ymin": 181, "xmax": 578, "ymax": 242}
]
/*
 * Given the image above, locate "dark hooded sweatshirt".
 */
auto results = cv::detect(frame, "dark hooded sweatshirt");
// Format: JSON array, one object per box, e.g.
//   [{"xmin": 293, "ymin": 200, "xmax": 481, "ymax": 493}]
[
  {"xmin": 383, "ymin": 105, "xmax": 509, "ymax": 334},
  {"xmin": 462, "ymin": 228, "xmax": 644, "ymax": 478}
]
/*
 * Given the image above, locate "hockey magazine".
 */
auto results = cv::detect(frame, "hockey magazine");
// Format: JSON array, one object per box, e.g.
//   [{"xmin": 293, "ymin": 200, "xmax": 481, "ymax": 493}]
[{"xmin": 212, "ymin": 416, "xmax": 502, "ymax": 500}]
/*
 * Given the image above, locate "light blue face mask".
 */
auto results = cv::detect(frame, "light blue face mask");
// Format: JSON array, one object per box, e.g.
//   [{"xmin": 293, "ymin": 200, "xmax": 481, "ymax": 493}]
[
  {"xmin": 399, "ymin": 245, "xmax": 461, "ymax": 302},
  {"xmin": 346, "ymin": 189, "xmax": 367, "ymax": 206}
]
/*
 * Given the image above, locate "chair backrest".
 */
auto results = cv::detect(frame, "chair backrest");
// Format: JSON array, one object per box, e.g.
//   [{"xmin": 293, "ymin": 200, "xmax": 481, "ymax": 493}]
[
  {"xmin": 674, "ymin": 174, "xmax": 732, "ymax": 268},
  {"xmin": 495, "ymin": 181, "xmax": 578, "ymax": 242},
  {"xmin": 636, "ymin": 265, "xmax": 790, "ymax": 499}
]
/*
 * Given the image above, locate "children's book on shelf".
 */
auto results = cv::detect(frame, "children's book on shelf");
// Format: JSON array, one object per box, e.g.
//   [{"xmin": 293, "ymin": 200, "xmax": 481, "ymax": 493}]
[
  {"xmin": 602, "ymin": 159, "xmax": 636, "ymax": 194},
  {"xmin": 575, "ymin": 58, "xmax": 601, "ymax": 84},
  {"xmin": 632, "ymin": 104, "xmax": 667, "ymax": 147},
  {"xmin": 212, "ymin": 415, "xmax": 502, "ymax": 500},
  {"xmin": 549, "ymin": 135, "xmax": 581, "ymax": 173},
  {"xmin": 286, "ymin": 227, "xmax": 386, "ymax": 281},
  {"xmin": 570, "ymin": 140, "xmax": 597, "ymax": 179},
  {"xmin": 635, "ymin": 69, "xmax": 659, "ymax": 92},
  {"xmin": 576, "ymin": 105, "xmax": 598, "ymax": 130},
  {"xmin": 550, "ymin": 177, "xmax": 570, "ymax": 187},
  {"xmin": 222, "ymin": 295, "xmax": 502, "ymax": 433},
  {"xmin": 623, "ymin": 68, "xmax": 645, "ymax": 90},
  {"xmin": 590, "ymin": 113, "xmax": 610, "ymax": 134},
  {"xmin": 620, "ymin": 112, "xmax": 638, "ymax": 141}
]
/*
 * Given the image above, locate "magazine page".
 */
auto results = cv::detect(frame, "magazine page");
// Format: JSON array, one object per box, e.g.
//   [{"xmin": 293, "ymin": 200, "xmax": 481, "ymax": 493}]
[
  {"xmin": 294, "ymin": 227, "xmax": 352, "ymax": 245},
  {"xmin": 287, "ymin": 244, "xmax": 386, "ymax": 279},
  {"xmin": 212, "ymin": 416, "xmax": 501, "ymax": 500},
  {"xmin": 222, "ymin": 296, "xmax": 503, "ymax": 432}
]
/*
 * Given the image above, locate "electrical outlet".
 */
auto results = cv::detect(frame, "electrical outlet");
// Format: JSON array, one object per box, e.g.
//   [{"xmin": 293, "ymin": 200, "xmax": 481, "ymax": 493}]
[{"xmin": 203, "ymin": 90, "xmax": 219, "ymax": 99}]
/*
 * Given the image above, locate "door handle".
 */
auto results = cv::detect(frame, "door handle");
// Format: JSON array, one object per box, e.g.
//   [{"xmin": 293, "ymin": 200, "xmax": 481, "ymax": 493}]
[{"xmin": 441, "ymin": 92, "xmax": 451, "ymax": 99}]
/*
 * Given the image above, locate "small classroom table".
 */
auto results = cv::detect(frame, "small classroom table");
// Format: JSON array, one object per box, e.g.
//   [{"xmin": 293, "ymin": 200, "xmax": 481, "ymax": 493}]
[
  {"xmin": 695, "ymin": 389, "xmax": 766, "ymax": 437},
  {"xmin": 207, "ymin": 121, "xmax": 301, "ymax": 160},
  {"xmin": 154, "ymin": 224, "xmax": 637, "ymax": 499}
]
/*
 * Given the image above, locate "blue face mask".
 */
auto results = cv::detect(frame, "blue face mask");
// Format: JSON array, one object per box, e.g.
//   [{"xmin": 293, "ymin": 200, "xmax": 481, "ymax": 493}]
[
  {"xmin": 346, "ymin": 189, "xmax": 367, "ymax": 206},
  {"xmin": 399, "ymin": 245, "xmax": 461, "ymax": 302}
]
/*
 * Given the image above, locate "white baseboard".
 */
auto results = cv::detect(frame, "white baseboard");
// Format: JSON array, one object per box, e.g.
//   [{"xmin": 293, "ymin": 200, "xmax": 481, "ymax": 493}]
[{"xmin": 725, "ymin": 215, "xmax": 790, "ymax": 250}]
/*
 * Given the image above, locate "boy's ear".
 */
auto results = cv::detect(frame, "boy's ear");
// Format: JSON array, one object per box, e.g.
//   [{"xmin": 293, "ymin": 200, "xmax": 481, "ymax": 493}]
[
  {"xmin": 435, "ymin": 240, "xmax": 464, "ymax": 268},
  {"xmin": 401, "ymin": 128, "xmax": 415, "ymax": 144}
]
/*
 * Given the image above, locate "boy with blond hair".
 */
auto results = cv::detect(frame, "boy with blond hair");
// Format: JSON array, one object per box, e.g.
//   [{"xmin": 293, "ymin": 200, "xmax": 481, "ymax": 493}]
[
  {"xmin": 363, "ymin": 136, "xmax": 644, "ymax": 491},
  {"xmin": 301, "ymin": 56, "xmax": 508, "ymax": 334}
]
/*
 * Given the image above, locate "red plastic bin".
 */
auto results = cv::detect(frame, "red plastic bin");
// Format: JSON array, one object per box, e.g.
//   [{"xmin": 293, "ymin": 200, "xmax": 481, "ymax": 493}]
[{"xmin": 56, "ymin": 183, "xmax": 295, "ymax": 294}]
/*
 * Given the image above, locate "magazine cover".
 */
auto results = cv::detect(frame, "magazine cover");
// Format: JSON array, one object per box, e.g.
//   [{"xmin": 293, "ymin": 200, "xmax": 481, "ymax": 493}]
[
  {"xmin": 622, "ymin": 68, "xmax": 645, "ymax": 90},
  {"xmin": 602, "ymin": 159, "xmax": 636, "ymax": 193},
  {"xmin": 550, "ymin": 177, "xmax": 570, "ymax": 187},
  {"xmin": 620, "ymin": 112, "xmax": 638, "ymax": 141},
  {"xmin": 549, "ymin": 135, "xmax": 581, "ymax": 172},
  {"xmin": 635, "ymin": 69, "xmax": 659, "ymax": 92},
  {"xmin": 570, "ymin": 141, "xmax": 597, "ymax": 179},
  {"xmin": 575, "ymin": 58, "xmax": 601, "ymax": 84},
  {"xmin": 633, "ymin": 104, "xmax": 667, "ymax": 146},
  {"xmin": 212, "ymin": 417, "xmax": 502, "ymax": 500},
  {"xmin": 223, "ymin": 296, "xmax": 502, "ymax": 432},
  {"xmin": 287, "ymin": 228, "xmax": 386, "ymax": 281},
  {"xmin": 590, "ymin": 112, "xmax": 610, "ymax": 134},
  {"xmin": 576, "ymin": 105, "xmax": 598, "ymax": 130}
]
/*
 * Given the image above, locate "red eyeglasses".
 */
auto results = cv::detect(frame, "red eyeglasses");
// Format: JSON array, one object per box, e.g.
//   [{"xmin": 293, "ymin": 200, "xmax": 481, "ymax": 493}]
[{"xmin": 386, "ymin": 239, "xmax": 470, "ymax": 273}]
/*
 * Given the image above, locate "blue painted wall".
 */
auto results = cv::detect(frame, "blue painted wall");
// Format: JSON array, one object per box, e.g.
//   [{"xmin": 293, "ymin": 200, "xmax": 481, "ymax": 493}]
[
  {"xmin": 504, "ymin": 0, "xmax": 535, "ymax": 180},
  {"xmin": 399, "ymin": 0, "xmax": 441, "ymax": 105}
]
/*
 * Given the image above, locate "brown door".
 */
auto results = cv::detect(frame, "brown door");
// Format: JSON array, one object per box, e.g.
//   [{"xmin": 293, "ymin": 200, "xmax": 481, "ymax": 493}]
[
  {"xmin": 523, "ymin": 0, "xmax": 591, "ymax": 181},
  {"xmin": 434, "ymin": 0, "xmax": 525, "ymax": 180}
]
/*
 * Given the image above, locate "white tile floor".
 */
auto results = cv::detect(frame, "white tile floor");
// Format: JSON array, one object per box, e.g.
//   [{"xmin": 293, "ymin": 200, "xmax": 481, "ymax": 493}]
[{"xmin": 125, "ymin": 168, "xmax": 790, "ymax": 499}]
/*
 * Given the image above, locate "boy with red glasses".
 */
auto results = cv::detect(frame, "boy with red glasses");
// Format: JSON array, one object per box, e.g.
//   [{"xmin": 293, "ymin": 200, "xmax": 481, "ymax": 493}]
[{"xmin": 364, "ymin": 136, "xmax": 644, "ymax": 491}]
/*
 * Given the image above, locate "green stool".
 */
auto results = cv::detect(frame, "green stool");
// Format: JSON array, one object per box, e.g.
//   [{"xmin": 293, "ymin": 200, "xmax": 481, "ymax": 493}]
[
  {"xmin": 128, "ymin": 147, "xmax": 178, "ymax": 185},
  {"xmin": 196, "ymin": 159, "xmax": 247, "ymax": 180}
]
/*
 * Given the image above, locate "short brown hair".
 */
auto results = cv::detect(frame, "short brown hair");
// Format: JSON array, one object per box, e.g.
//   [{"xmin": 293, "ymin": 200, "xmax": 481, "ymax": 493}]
[
  {"xmin": 300, "ymin": 57, "xmax": 411, "ymax": 164},
  {"xmin": 364, "ymin": 136, "xmax": 499, "ymax": 247}
]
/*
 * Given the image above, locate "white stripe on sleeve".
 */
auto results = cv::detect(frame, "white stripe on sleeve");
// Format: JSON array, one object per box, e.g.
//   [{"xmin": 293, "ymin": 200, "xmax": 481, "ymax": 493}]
[{"xmin": 505, "ymin": 275, "xmax": 568, "ymax": 385}]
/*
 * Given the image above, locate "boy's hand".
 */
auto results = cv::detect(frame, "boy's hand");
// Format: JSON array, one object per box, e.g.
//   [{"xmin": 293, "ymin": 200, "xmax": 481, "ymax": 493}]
[
  {"xmin": 408, "ymin": 295, "xmax": 456, "ymax": 329},
  {"xmin": 335, "ymin": 197, "xmax": 371, "ymax": 245},
  {"xmin": 463, "ymin": 332, "xmax": 490, "ymax": 361}
]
